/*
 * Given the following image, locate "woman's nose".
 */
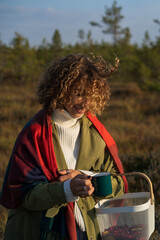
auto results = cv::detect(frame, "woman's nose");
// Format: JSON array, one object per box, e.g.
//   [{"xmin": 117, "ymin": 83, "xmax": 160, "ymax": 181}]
[{"xmin": 82, "ymin": 96, "xmax": 89, "ymax": 107}]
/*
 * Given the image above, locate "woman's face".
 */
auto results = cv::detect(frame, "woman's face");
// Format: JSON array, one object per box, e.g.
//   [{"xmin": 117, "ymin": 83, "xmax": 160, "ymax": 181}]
[{"xmin": 64, "ymin": 86, "xmax": 89, "ymax": 118}]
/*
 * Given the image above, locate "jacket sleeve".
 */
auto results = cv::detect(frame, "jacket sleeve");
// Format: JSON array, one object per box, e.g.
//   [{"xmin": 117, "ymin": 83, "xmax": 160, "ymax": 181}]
[{"xmin": 22, "ymin": 181, "xmax": 67, "ymax": 211}]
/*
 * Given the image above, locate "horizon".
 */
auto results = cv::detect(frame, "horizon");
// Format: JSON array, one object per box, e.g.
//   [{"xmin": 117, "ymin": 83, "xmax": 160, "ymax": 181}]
[{"xmin": 0, "ymin": 0, "xmax": 160, "ymax": 47}]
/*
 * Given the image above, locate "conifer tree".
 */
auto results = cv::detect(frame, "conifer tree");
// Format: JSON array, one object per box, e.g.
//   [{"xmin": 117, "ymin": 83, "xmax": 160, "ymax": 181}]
[
  {"xmin": 51, "ymin": 29, "xmax": 62, "ymax": 49},
  {"xmin": 90, "ymin": 0, "xmax": 125, "ymax": 45}
]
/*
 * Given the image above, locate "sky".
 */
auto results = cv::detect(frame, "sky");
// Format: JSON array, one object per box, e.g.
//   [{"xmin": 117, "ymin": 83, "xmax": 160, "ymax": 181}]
[{"xmin": 0, "ymin": 0, "xmax": 160, "ymax": 47}]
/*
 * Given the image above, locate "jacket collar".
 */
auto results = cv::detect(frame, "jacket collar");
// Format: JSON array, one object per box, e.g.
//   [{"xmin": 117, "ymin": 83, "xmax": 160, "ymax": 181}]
[
  {"xmin": 52, "ymin": 115, "xmax": 105, "ymax": 172},
  {"xmin": 75, "ymin": 115, "xmax": 105, "ymax": 170}
]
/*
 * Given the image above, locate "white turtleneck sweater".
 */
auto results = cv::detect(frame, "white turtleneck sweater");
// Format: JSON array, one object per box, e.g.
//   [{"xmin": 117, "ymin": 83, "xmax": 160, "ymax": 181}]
[{"xmin": 52, "ymin": 109, "xmax": 86, "ymax": 231}]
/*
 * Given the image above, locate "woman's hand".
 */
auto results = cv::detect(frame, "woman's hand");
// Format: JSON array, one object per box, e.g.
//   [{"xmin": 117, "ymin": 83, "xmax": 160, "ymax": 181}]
[
  {"xmin": 70, "ymin": 174, "xmax": 94, "ymax": 197},
  {"xmin": 58, "ymin": 169, "xmax": 95, "ymax": 197}
]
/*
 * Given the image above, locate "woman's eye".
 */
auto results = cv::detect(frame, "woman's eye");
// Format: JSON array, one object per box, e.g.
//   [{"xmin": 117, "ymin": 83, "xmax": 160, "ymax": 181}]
[
  {"xmin": 75, "ymin": 90, "xmax": 85, "ymax": 97},
  {"xmin": 76, "ymin": 93, "xmax": 83, "ymax": 97}
]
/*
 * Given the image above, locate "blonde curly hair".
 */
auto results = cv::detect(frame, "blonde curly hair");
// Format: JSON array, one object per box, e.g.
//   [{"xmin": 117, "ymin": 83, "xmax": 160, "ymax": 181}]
[{"xmin": 36, "ymin": 53, "xmax": 118, "ymax": 115}]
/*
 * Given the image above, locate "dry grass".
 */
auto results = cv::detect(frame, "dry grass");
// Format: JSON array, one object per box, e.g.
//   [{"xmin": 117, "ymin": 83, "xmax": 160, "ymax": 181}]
[
  {"xmin": 0, "ymin": 81, "xmax": 160, "ymax": 239},
  {"xmin": 100, "ymin": 82, "xmax": 160, "ymax": 158},
  {"xmin": 0, "ymin": 83, "xmax": 40, "ymax": 236}
]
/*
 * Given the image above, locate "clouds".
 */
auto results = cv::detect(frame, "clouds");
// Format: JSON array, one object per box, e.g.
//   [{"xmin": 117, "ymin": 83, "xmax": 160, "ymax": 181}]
[
  {"xmin": 0, "ymin": 4, "xmax": 101, "ymax": 46},
  {"xmin": 0, "ymin": 5, "xmax": 43, "ymax": 44},
  {"xmin": 0, "ymin": 5, "xmax": 55, "ymax": 44},
  {"xmin": 46, "ymin": 7, "xmax": 55, "ymax": 14}
]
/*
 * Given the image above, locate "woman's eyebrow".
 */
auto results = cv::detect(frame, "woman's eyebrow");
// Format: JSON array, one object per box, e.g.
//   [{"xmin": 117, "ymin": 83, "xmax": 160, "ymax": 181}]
[{"xmin": 74, "ymin": 89, "xmax": 86, "ymax": 95}]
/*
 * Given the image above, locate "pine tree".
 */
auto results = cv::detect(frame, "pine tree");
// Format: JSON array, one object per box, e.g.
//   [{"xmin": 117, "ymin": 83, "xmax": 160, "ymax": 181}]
[
  {"xmin": 90, "ymin": 0, "xmax": 125, "ymax": 45},
  {"xmin": 51, "ymin": 29, "xmax": 62, "ymax": 49}
]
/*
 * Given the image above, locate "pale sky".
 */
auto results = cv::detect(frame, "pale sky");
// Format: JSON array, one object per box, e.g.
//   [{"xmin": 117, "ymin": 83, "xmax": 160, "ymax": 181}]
[{"xmin": 0, "ymin": 0, "xmax": 160, "ymax": 47}]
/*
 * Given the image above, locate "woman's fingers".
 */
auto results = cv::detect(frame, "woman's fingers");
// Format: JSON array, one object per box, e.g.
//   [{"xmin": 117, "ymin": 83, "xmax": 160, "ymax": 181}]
[
  {"xmin": 58, "ymin": 170, "xmax": 81, "ymax": 182},
  {"xmin": 58, "ymin": 170, "xmax": 95, "ymax": 197},
  {"xmin": 58, "ymin": 170, "xmax": 69, "ymax": 175},
  {"xmin": 70, "ymin": 176, "xmax": 94, "ymax": 197},
  {"xmin": 78, "ymin": 183, "xmax": 94, "ymax": 197}
]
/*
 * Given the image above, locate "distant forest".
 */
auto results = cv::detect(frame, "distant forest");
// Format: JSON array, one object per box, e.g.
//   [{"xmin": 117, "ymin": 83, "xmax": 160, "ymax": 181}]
[{"xmin": 0, "ymin": 0, "xmax": 160, "ymax": 92}]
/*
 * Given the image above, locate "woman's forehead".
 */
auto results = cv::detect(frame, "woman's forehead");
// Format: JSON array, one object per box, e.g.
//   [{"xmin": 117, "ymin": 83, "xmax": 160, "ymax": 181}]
[
  {"xmin": 72, "ymin": 82, "xmax": 86, "ymax": 90},
  {"xmin": 72, "ymin": 77, "xmax": 90, "ymax": 88}
]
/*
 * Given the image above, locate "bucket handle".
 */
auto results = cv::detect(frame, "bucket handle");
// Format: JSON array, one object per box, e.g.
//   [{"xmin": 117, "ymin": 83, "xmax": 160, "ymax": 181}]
[{"xmin": 111, "ymin": 172, "xmax": 154, "ymax": 205}]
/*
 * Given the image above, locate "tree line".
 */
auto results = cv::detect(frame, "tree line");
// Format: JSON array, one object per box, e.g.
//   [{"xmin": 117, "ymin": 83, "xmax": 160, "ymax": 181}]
[{"xmin": 0, "ymin": 0, "xmax": 160, "ymax": 92}]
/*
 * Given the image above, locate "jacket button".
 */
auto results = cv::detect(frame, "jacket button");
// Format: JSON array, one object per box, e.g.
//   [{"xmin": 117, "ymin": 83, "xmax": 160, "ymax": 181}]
[
  {"xmin": 81, "ymin": 206, "xmax": 84, "ymax": 209},
  {"xmin": 90, "ymin": 237, "xmax": 93, "ymax": 240}
]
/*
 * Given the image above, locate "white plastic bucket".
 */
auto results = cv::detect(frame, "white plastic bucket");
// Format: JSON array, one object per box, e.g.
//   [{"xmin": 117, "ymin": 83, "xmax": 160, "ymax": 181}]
[{"xmin": 94, "ymin": 172, "xmax": 155, "ymax": 240}]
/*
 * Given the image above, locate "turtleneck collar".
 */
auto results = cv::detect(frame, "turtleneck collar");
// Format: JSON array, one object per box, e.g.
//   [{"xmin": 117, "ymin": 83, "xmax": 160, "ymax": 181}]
[{"xmin": 52, "ymin": 109, "xmax": 83, "ymax": 128}]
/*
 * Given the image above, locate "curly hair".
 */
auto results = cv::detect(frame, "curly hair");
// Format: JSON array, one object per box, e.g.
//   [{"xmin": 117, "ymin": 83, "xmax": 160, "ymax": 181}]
[{"xmin": 36, "ymin": 53, "xmax": 118, "ymax": 115}]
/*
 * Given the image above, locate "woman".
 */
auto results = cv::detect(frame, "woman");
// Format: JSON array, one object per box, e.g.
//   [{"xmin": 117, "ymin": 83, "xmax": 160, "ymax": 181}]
[{"xmin": 0, "ymin": 53, "xmax": 127, "ymax": 240}]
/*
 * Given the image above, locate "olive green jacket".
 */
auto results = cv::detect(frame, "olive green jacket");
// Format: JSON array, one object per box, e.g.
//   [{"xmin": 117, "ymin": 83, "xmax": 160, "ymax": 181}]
[{"xmin": 4, "ymin": 116, "xmax": 124, "ymax": 240}]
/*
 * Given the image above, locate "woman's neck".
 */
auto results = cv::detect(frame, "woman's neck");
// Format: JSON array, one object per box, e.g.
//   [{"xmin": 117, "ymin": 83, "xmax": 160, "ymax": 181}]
[{"xmin": 52, "ymin": 109, "xmax": 82, "ymax": 128}]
